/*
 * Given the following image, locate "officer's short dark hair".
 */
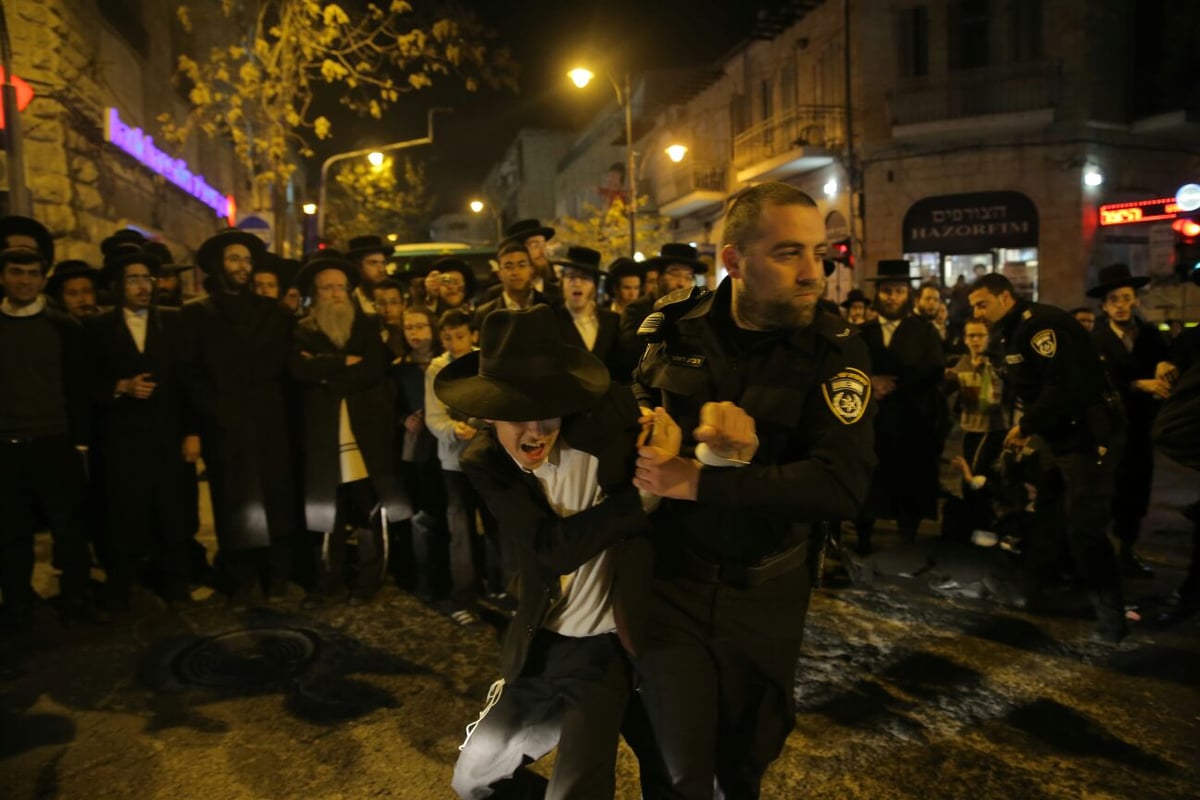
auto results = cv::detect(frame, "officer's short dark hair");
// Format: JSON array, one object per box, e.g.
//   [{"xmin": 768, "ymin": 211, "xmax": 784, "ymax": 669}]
[
  {"xmin": 497, "ymin": 240, "xmax": 530, "ymax": 260},
  {"xmin": 437, "ymin": 307, "xmax": 473, "ymax": 334},
  {"xmin": 723, "ymin": 183, "xmax": 818, "ymax": 250},
  {"xmin": 970, "ymin": 272, "xmax": 1015, "ymax": 298}
]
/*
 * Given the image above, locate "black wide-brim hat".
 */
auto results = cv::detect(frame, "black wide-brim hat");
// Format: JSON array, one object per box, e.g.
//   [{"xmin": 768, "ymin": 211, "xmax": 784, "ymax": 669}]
[
  {"xmin": 0, "ymin": 216, "xmax": 54, "ymax": 264},
  {"xmin": 296, "ymin": 250, "xmax": 360, "ymax": 296},
  {"xmin": 502, "ymin": 218, "xmax": 555, "ymax": 247},
  {"xmin": 553, "ymin": 246, "xmax": 603, "ymax": 278},
  {"xmin": 841, "ymin": 288, "xmax": 870, "ymax": 308},
  {"xmin": 346, "ymin": 234, "xmax": 392, "ymax": 261},
  {"xmin": 605, "ymin": 257, "xmax": 645, "ymax": 284},
  {"xmin": 195, "ymin": 229, "xmax": 268, "ymax": 275},
  {"xmin": 143, "ymin": 241, "xmax": 191, "ymax": 274},
  {"xmin": 101, "ymin": 246, "xmax": 162, "ymax": 287},
  {"xmin": 434, "ymin": 305, "xmax": 610, "ymax": 422},
  {"xmin": 46, "ymin": 260, "xmax": 100, "ymax": 297},
  {"xmin": 645, "ymin": 242, "xmax": 709, "ymax": 275},
  {"xmin": 1086, "ymin": 262, "xmax": 1150, "ymax": 298},
  {"xmin": 867, "ymin": 259, "xmax": 918, "ymax": 283}
]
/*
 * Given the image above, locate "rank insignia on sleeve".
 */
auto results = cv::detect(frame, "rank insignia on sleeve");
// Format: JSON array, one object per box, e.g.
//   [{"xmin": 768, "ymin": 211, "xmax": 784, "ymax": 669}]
[
  {"xmin": 1031, "ymin": 329, "xmax": 1057, "ymax": 357},
  {"xmin": 822, "ymin": 368, "xmax": 871, "ymax": 425}
]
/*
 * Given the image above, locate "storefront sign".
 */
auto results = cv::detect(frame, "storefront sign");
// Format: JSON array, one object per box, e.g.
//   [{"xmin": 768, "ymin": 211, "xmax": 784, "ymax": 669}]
[
  {"xmin": 105, "ymin": 107, "xmax": 232, "ymax": 219},
  {"xmin": 902, "ymin": 191, "xmax": 1038, "ymax": 254},
  {"xmin": 1098, "ymin": 197, "xmax": 1181, "ymax": 226}
]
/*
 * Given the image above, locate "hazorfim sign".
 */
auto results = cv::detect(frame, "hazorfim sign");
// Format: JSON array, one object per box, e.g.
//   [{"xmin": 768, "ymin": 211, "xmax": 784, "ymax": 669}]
[{"xmin": 903, "ymin": 191, "xmax": 1038, "ymax": 254}]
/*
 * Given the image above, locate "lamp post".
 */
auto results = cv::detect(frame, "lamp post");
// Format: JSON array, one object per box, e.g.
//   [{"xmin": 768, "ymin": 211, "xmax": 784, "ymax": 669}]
[
  {"xmin": 316, "ymin": 107, "xmax": 450, "ymax": 239},
  {"xmin": 569, "ymin": 67, "xmax": 637, "ymax": 258},
  {"xmin": 469, "ymin": 199, "xmax": 503, "ymax": 244}
]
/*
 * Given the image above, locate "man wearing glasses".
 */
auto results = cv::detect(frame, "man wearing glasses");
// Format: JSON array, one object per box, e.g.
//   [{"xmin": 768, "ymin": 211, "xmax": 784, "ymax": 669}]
[
  {"xmin": 85, "ymin": 239, "xmax": 194, "ymax": 612},
  {"xmin": 616, "ymin": 243, "xmax": 710, "ymax": 381},
  {"xmin": 179, "ymin": 229, "xmax": 298, "ymax": 609}
]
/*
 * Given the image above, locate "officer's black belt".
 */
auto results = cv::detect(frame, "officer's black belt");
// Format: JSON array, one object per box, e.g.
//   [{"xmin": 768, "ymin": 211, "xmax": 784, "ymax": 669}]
[{"xmin": 682, "ymin": 544, "xmax": 807, "ymax": 589}]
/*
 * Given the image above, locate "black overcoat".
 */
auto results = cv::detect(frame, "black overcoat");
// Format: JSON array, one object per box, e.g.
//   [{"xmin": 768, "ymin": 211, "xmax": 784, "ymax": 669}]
[
  {"xmin": 290, "ymin": 311, "xmax": 411, "ymax": 532},
  {"xmin": 179, "ymin": 290, "xmax": 297, "ymax": 551}
]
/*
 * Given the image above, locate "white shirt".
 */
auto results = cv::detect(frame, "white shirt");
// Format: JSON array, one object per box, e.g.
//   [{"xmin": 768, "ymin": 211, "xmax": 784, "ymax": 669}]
[
  {"xmin": 526, "ymin": 441, "xmax": 616, "ymax": 638},
  {"xmin": 568, "ymin": 304, "xmax": 599, "ymax": 351},
  {"xmin": 124, "ymin": 308, "xmax": 148, "ymax": 353},
  {"xmin": 880, "ymin": 317, "xmax": 901, "ymax": 348},
  {"xmin": 0, "ymin": 296, "xmax": 45, "ymax": 317},
  {"xmin": 502, "ymin": 291, "xmax": 535, "ymax": 310},
  {"xmin": 338, "ymin": 399, "xmax": 369, "ymax": 483},
  {"xmin": 355, "ymin": 286, "xmax": 377, "ymax": 316}
]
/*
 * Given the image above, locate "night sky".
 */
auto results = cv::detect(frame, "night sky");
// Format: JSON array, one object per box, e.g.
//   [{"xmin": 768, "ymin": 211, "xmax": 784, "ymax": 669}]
[{"xmin": 307, "ymin": 0, "xmax": 776, "ymax": 218}]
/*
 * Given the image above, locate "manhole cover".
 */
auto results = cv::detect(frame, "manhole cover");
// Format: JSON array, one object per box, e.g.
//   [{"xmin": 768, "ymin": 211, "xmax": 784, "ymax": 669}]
[{"xmin": 172, "ymin": 627, "xmax": 320, "ymax": 689}]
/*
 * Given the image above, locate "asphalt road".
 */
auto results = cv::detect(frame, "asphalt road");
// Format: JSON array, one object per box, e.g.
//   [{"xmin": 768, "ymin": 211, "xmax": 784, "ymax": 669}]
[{"xmin": 1, "ymin": 455, "xmax": 1197, "ymax": 799}]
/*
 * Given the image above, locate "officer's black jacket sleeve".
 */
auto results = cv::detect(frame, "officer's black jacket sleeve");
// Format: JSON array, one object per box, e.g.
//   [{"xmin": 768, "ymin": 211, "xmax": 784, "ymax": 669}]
[
  {"xmin": 1017, "ymin": 317, "xmax": 1087, "ymax": 437},
  {"xmin": 692, "ymin": 336, "xmax": 876, "ymax": 521}
]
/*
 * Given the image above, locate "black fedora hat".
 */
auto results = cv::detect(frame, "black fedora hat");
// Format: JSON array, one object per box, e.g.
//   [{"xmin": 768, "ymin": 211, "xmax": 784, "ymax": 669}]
[
  {"xmin": 553, "ymin": 246, "xmax": 603, "ymax": 278},
  {"xmin": 0, "ymin": 216, "xmax": 54, "ymax": 263},
  {"xmin": 840, "ymin": 288, "xmax": 870, "ymax": 309},
  {"xmin": 45, "ymin": 260, "xmax": 100, "ymax": 299},
  {"xmin": 100, "ymin": 228, "xmax": 147, "ymax": 259},
  {"xmin": 1086, "ymin": 262, "xmax": 1150, "ymax": 298},
  {"xmin": 143, "ymin": 241, "xmax": 192, "ymax": 275},
  {"xmin": 605, "ymin": 257, "xmax": 645, "ymax": 285},
  {"xmin": 434, "ymin": 305, "xmax": 610, "ymax": 422},
  {"xmin": 195, "ymin": 228, "xmax": 268, "ymax": 275},
  {"xmin": 0, "ymin": 246, "xmax": 48, "ymax": 275},
  {"xmin": 502, "ymin": 218, "xmax": 555, "ymax": 245},
  {"xmin": 346, "ymin": 234, "xmax": 392, "ymax": 262},
  {"xmin": 645, "ymin": 242, "xmax": 709, "ymax": 275},
  {"xmin": 431, "ymin": 256, "xmax": 477, "ymax": 296},
  {"xmin": 295, "ymin": 249, "xmax": 359, "ymax": 296},
  {"xmin": 101, "ymin": 243, "xmax": 161, "ymax": 287},
  {"xmin": 867, "ymin": 259, "xmax": 917, "ymax": 283}
]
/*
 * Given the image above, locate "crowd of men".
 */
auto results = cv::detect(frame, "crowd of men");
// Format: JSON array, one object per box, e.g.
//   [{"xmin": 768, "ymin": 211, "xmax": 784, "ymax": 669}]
[{"xmin": 2, "ymin": 184, "xmax": 1199, "ymax": 797}]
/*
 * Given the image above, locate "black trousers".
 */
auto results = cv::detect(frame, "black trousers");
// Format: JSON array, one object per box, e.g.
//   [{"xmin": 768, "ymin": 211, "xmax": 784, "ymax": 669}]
[
  {"xmin": 313, "ymin": 478, "xmax": 386, "ymax": 597},
  {"xmin": 394, "ymin": 456, "xmax": 448, "ymax": 600},
  {"xmin": 452, "ymin": 631, "xmax": 631, "ymax": 800},
  {"xmin": 1112, "ymin": 424, "xmax": 1155, "ymax": 545},
  {"xmin": 633, "ymin": 567, "xmax": 813, "ymax": 799},
  {"xmin": 1027, "ymin": 445, "xmax": 1125, "ymax": 617},
  {"xmin": 0, "ymin": 435, "xmax": 91, "ymax": 609}
]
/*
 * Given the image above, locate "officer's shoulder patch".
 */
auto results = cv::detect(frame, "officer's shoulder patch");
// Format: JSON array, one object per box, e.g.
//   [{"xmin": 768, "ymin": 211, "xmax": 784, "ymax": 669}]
[
  {"xmin": 1022, "ymin": 309, "xmax": 1034, "ymax": 320},
  {"xmin": 1005, "ymin": 353, "xmax": 1024, "ymax": 364},
  {"xmin": 639, "ymin": 286, "xmax": 711, "ymax": 342},
  {"xmin": 1030, "ymin": 328, "xmax": 1057, "ymax": 357},
  {"xmin": 822, "ymin": 367, "xmax": 871, "ymax": 425}
]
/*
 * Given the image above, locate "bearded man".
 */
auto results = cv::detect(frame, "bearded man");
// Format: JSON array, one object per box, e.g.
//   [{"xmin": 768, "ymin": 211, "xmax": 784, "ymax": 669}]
[{"xmin": 291, "ymin": 254, "xmax": 410, "ymax": 604}]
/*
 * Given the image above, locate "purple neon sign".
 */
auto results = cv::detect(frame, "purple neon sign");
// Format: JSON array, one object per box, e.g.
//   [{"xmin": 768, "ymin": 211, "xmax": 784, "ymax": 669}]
[{"xmin": 105, "ymin": 107, "xmax": 232, "ymax": 219}]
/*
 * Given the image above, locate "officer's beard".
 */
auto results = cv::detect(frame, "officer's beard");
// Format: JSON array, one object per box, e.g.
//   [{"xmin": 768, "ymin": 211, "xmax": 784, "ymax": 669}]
[
  {"xmin": 313, "ymin": 299, "xmax": 356, "ymax": 349},
  {"xmin": 736, "ymin": 278, "xmax": 823, "ymax": 330}
]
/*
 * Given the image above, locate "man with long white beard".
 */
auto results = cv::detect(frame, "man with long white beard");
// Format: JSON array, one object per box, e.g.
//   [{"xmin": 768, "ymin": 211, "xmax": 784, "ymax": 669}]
[{"xmin": 291, "ymin": 254, "xmax": 410, "ymax": 606}]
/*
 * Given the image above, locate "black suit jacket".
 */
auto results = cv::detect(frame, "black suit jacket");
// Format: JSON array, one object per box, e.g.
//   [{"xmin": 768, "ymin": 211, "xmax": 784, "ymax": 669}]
[
  {"xmin": 472, "ymin": 289, "xmax": 550, "ymax": 331},
  {"xmin": 460, "ymin": 384, "xmax": 653, "ymax": 681},
  {"xmin": 556, "ymin": 305, "xmax": 620, "ymax": 376}
]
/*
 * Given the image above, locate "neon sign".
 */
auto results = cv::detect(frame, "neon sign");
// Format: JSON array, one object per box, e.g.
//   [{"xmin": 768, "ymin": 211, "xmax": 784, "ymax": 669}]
[
  {"xmin": 104, "ymin": 107, "xmax": 233, "ymax": 219},
  {"xmin": 1098, "ymin": 197, "xmax": 1182, "ymax": 226}
]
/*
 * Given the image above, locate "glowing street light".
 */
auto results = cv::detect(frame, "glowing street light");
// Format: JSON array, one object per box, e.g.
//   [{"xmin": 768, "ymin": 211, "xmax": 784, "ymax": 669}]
[
  {"xmin": 469, "ymin": 199, "xmax": 484, "ymax": 214},
  {"xmin": 665, "ymin": 144, "xmax": 688, "ymax": 163},
  {"xmin": 570, "ymin": 65, "xmax": 637, "ymax": 257},
  {"xmin": 367, "ymin": 151, "xmax": 385, "ymax": 168},
  {"xmin": 568, "ymin": 67, "xmax": 594, "ymax": 89},
  {"xmin": 823, "ymin": 178, "xmax": 838, "ymax": 197},
  {"xmin": 1083, "ymin": 166, "xmax": 1104, "ymax": 187},
  {"xmin": 469, "ymin": 198, "xmax": 503, "ymax": 242},
  {"xmin": 302, "ymin": 202, "xmax": 317, "ymax": 216}
]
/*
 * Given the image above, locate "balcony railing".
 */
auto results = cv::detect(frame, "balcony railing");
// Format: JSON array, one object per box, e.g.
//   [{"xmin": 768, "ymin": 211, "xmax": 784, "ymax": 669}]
[
  {"xmin": 732, "ymin": 105, "xmax": 846, "ymax": 172},
  {"xmin": 889, "ymin": 61, "xmax": 1062, "ymax": 128},
  {"xmin": 672, "ymin": 160, "xmax": 727, "ymax": 195}
]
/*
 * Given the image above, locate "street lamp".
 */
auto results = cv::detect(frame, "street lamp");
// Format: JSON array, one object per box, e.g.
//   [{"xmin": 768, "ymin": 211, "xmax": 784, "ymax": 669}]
[
  {"xmin": 316, "ymin": 107, "xmax": 450, "ymax": 239},
  {"xmin": 469, "ymin": 199, "xmax": 503, "ymax": 244},
  {"xmin": 665, "ymin": 144, "xmax": 688, "ymax": 163},
  {"xmin": 302, "ymin": 202, "xmax": 317, "ymax": 216},
  {"xmin": 569, "ymin": 65, "xmax": 638, "ymax": 258}
]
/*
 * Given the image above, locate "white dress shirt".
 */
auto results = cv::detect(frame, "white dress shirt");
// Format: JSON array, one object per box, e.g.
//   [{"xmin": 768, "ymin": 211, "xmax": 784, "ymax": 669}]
[
  {"xmin": 568, "ymin": 304, "xmax": 599, "ymax": 351},
  {"xmin": 124, "ymin": 307, "xmax": 148, "ymax": 353},
  {"xmin": 880, "ymin": 317, "xmax": 901, "ymax": 348}
]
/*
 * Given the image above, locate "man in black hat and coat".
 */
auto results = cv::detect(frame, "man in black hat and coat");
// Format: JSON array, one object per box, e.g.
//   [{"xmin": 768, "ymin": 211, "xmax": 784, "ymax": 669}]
[
  {"xmin": 495, "ymin": 218, "xmax": 561, "ymax": 305},
  {"xmin": 553, "ymin": 246, "xmax": 620, "ymax": 374},
  {"xmin": 1088, "ymin": 263, "xmax": 1172, "ymax": 577},
  {"xmin": 606, "ymin": 257, "xmax": 644, "ymax": 316},
  {"xmin": 290, "ymin": 254, "xmax": 411, "ymax": 604},
  {"xmin": 346, "ymin": 235, "xmax": 392, "ymax": 315},
  {"xmin": 854, "ymin": 259, "xmax": 947, "ymax": 553},
  {"xmin": 439, "ymin": 305, "xmax": 665, "ymax": 800},
  {"xmin": 45, "ymin": 260, "xmax": 102, "ymax": 321},
  {"xmin": 969, "ymin": 272, "xmax": 1128, "ymax": 643},
  {"xmin": 841, "ymin": 288, "xmax": 870, "ymax": 325},
  {"xmin": 85, "ymin": 241, "xmax": 194, "ymax": 610},
  {"xmin": 143, "ymin": 242, "xmax": 193, "ymax": 308},
  {"xmin": 178, "ymin": 229, "xmax": 298, "ymax": 607},
  {"xmin": 0, "ymin": 245, "xmax": 102, "ymax": 627}
]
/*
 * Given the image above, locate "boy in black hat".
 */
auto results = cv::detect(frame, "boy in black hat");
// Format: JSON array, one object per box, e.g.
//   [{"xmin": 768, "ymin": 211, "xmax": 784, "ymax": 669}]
[
  {"xmin": 499, "ymin": 218, "xmax": 560, "ymax": 303},
  {"xmin": 840, "ymin": 288, "xmax": 870, "ymax": 325},
  {"xmin": 346, "ymin": 235, "xmax": 392, "ymax": 315},
  {"xmin": 440, "ymin": 305, "xmax": 673, "ymax": 800},
  {"xmin": 554, "ymin": 246, "xmax": 620, "ymax": 373},
  {"xmin": 1087, "ymin": 263, "xmax": 1172, "ymax": 576},
  {"xmin": 45, "ymin": 260, "xmax": 102, "ymax": 320},
  {"xmin": 0, "ymin": 246, "xmax": 102, "ymax": 627},
  {"xmin": 85, "ymin": 242, "xmax": 194, "ymax": 611},
  {"xmin": 605, "ymin": 257, "xmax": 644, "ymax": 315}
]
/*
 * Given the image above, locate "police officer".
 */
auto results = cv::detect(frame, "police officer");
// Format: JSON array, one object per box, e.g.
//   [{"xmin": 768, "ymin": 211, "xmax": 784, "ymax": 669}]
[
  {"xmin": 968, "ymin": 273, "xmax": 1127, "ymax": 643},
  {"xmin": 632, "ymin": 183, "xmax": 876, "ymax": 797}
]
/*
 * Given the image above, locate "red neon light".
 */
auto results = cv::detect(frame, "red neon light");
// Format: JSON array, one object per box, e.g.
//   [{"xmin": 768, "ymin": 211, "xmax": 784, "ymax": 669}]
[
  {"xmin": 1173, "ymin": 219, "xmax": 1200, "ymax": 238},
  {"xmin": 225, "ymin": 194, "xmax": 237, "ymax": 228},
  {"xmin": 1099, "ymin": 197, "xmax": 1183, "ymax": 226},
  {"xmin": 0, "ymin": 68, "xmax": 35, "ymax": 130}
]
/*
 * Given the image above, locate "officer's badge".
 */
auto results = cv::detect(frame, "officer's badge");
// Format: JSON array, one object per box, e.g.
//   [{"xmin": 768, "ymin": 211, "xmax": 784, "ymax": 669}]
[
  {"xmin": 822, "ymin": 368, "xmax": 871, "ymax": 425},
  {"xmin": 1031, "ymin": 329, "xmax": 1057, "ymax": 357}
]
